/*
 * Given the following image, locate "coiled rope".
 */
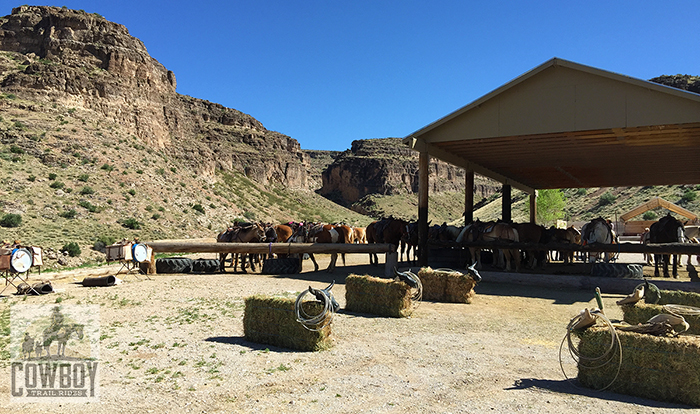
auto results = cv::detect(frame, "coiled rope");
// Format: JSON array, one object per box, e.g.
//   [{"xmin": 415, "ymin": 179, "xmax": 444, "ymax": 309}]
[
  {"xmin": 663, "ymin": 304, "xmax": 700, "ymax": 316},
  {"xmin": 394, "ymin": 268, "xmax": 423, "ymax": 308},
  {"xmin": 559, "ymin": 309, "xmax": 623, "ymax": 391},
  {"xmin": 295, "ymin": 283, "xmax": 337, "ymax": 331}
]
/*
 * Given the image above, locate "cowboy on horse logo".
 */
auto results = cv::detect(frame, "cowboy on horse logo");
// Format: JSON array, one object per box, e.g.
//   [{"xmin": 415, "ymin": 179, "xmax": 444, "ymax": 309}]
[{"xmin": 10, "ymin": 304, "xmax": 100, "ymax": 402}]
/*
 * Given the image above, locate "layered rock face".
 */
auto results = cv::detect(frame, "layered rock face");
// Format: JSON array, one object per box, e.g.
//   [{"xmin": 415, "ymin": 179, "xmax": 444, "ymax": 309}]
[
  {"xmin": 319, "ymin": 138, "xmax": 498, "ymax": 205},
  {"xmin": 0, "ymin": 6, "xmax": 310, "ymax": 188}
]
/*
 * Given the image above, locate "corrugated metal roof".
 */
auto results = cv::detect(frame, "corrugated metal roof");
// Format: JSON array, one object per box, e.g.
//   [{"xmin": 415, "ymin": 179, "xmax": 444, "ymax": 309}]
[{"xmin": 404, "ymin": 58, "xmax": 700, "ymax": 193}]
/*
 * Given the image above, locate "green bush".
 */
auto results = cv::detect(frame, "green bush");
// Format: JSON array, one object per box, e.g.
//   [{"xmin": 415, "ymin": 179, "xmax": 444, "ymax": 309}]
[
  {"xmin": 59, "ymin": 209, "xmax": 77, "ymax": 219},
  {"xmin": 191, "ymin": 204, "xmax": 205, "ymax": 214},
  {"xmin": 598, "ymin": 192, "xmax": 616, "ymax": 206},
  {"xmin": 100, "ymin": 163, "xmax": 114, "ymax": 173},
  {"xmin": 682, "ymin": 189, "xmax": 697, "ymax": 203},
  {"xmin": 643, "ymin": 211, "xmax": 657, "ymax": 220},
  {"xmin": 9, "ymin": 145, "xmax": 24, "ymax": 154},
  {"xmin": 0, "ymin": 213, "xmax": 22, "ymax": 228},
  {"xmin": 62, "ymin": 242, "xmax": 81, "ymax": 257},
  {"xmin": 78, "ymin": 174, "xmax": 90, "ymax": 182},
  {"xmin": 79, "ymin": 200, "xmax": 101, "ymax": 213},
  {"xmin": 79, "ymin": 186, "xmax": 95, "ymax": 195},
  {"xmin": 48, "ymin": 173, "xmax": 57, "ymax": 180},
  {"xmin": 127, "ymin": 189, "xmax": 136, "ymax": 196},
  {"xmin": 27, "ymin": 175, "xmax": 36, "ymax": 182},
  {"xmin": 49, "ymin": 181, "xmax": 65, "ymax": 189},
  {"xmin": 92, "ymin": 235, "xmax": 116, "ymax": 252},
  {"xmin": 121, "ymin": 218, "xmax": 142, "ymax": 230}
]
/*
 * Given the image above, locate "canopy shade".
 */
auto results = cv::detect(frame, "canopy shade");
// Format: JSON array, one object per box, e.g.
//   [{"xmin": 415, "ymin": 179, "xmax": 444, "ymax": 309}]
[{"xmin": 404, "ymin": 58, "xmax": 700, "ymax": 193}]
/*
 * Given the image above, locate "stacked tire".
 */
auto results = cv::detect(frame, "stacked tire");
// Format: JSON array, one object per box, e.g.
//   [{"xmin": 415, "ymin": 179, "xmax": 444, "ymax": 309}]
[
  {"xmin": 590, "ymin": 263, "xmax": 644, "ymax": 279},
  {"xmin": 191, "ymin": 258, "xmax": 220, "ymax": 274},
  {"xmin": 155, "ymin": 257, "xmax": 193, "ymax": 274}
]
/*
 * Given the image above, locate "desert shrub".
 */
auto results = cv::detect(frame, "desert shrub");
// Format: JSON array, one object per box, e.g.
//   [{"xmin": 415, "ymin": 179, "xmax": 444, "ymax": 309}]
[
  {"xmin": 0, "ymin": 213, "xmax": 22, "ymax": 227},
  {"xmin": 49, "ymin": 181, "xmax": 65, "ymax": 189},
  {"xmin": 643, "ymin": 211, "xmax": 657, "ymax": 220},
  {"xmin": 78, "ymin": 174, "xmax": 89, "ymax": 182},
  {"xmin": 598, "ymin": 192, "xmax": 616, "ymax": 206},
  {"xmin": 682, "ymin": 189, "xmax": 697, "ymax": 203},
  {"xmin": 120, "ymin": 218, "xmax": 142, "ymax": 230},
  {"xmin": 127, "ymin": 189, "xmax": 136, "ymax": 196},
  {"xmin": 191, "ymin": 204, "xmax": 205, "ymax": 214},
  {"xmin": 79, "ymin": 186, "xmax": 95, "ymax": 195},
  {"xmin": 92, "ymin": 235, "xmax": 116, "ymax": 252},
  {"xmin": 79, "ymin": 200, "xmax": 101, "ymax": 213},
  {"xmin": 136, "ymin": 169, "xmax": 143, "ymax": 174},
  {"xmin": 59, "ymin": 209, "xmax": 77, "ymax": 219},
  {"xmin": 48, "ymin": 173, "xmax": 57, "ymax": 180},
  {"xmin": 151, "ymin": 213, "xmax": 161, "ymax": 220},
  {"xmin": 100, "ymin": 163, "xmax": 114, "ymax": 173},
  {"xmin": 62, "ymin": 242, "xmax": 81, "ymax": 257},
  {"xmin": 9, "ymin": 145, "xmax": 24, "ymax": 154},
  {"xmin": 27, "ymin": 175, "xmax": 35, "ymax": 182}
]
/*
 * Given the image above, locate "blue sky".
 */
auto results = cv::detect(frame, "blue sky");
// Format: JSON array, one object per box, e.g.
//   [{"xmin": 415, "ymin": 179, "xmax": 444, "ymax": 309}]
[{"xmin": 19, "ymin": 1, "xmax": 700, "ymax": 151}]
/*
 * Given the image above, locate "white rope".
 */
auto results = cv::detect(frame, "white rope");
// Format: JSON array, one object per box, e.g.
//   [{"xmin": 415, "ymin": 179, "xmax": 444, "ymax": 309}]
[
  {"xmin": 295, "ymin": 288, "xmax": 334, "ymax": 331},
  {"xmin": 663, "ymin": 304, "xmax": 700, "ymax": 316},
  {"xmin": 559, "ymin": 309, "xmax": 623, "ymax": 390}
]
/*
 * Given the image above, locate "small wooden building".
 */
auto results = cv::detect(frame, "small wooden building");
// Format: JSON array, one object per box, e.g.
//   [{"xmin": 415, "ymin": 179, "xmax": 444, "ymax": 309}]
[{"xmin": 620, "ymin": 197, "xmax": 698, "ymax": 235}]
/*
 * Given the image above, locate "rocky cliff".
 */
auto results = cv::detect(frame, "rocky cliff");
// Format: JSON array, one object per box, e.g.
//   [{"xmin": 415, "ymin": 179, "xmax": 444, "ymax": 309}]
[
  {"xmin": 319, "ymin": 138, "xmax": 498, "ymax": 206},
  {"xmin": 0, "ymin": 5, "xmax": 311, "ymax": 188}
]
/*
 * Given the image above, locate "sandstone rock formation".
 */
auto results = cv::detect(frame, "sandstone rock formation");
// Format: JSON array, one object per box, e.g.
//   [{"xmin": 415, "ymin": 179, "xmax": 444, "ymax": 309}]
[{"xmin": 319, "ymin": 138, "xmax": 498, "ymax": 206}]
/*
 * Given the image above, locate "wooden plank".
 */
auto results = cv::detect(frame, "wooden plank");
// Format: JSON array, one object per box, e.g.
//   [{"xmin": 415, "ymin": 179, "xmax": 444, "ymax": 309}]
[
  {"xmin": 429, "ymin": 240, "xmax": 700, "ymax": 255},
  {"xmin": 145, "ymin": 241, "xmax": 396, "ymax": 255}
]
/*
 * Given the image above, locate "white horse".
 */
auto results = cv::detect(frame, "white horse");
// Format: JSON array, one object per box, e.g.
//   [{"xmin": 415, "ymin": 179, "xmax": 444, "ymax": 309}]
[{"xmin": 581, "ymin": 218, "xmax": 614, "ymax": 263}]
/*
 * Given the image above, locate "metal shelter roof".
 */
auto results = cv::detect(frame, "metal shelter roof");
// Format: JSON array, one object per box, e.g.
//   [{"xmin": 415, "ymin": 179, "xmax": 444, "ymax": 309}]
[{"xmin": 403, "ymin": 58, "xmax": 700, "ymax": 194}]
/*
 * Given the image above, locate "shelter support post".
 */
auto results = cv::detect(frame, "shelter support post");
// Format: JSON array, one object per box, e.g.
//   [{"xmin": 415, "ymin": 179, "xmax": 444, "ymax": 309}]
[
  {"xmin": 502, "ymin": 184, "xmax": 512, "ymax": 223},
  {"xmin": 465, "ymin": 169, "xmax": 474, "ymax": 224},
  {"xmin": 529, "ymin": 190, "xmax": 537, "ymax": 224},
  {"xmin": 418, "ymin": 151, "xmax": 429, "ymax": 266}
]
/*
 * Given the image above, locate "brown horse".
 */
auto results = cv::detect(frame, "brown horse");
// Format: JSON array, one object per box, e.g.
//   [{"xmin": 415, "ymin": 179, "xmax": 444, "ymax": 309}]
[
  {"xmin": 217, "ymin": 222, "xmax": 266, "ymax": 273},
  {"xmin": 470, "ymin": 221, "xmax": 520, "ymax": 272},
  {"xmin": 366, "ymin": 218, "xmax": 408, "ymax": 266},
  {"xmin": 514, "ymin": 223, "xmax": 546, "ymax": 269}
]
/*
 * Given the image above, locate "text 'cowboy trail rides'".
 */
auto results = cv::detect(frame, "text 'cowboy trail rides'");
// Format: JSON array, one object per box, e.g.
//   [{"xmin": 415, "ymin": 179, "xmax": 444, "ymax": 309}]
[{"xmin": 9, "ymin": 304, "xmax": 100, "ymax": 402}]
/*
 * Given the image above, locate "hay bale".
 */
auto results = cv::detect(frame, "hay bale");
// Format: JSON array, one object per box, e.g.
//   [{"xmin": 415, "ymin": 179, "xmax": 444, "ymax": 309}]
[
  {"xmin": 621, "ymin": 289, "xmax": 700, "ymax": 335},
  {"xmin": 243, "ymin": 295, "xmax": 332, "ymax": 351},
  {"xmin": 621, "ymin": 303, "xmax": 700, "ymax": 335},
  {"xmin": 577, "ymin": 327, "xmax": 700, "ymax": 406},
  {"xmin": 417, "ymin": 267, "xmax": 476, "ymax": 303},
  {"xmin": 345, "ymin": 274, "xmax": 413, "ymax": 317}
]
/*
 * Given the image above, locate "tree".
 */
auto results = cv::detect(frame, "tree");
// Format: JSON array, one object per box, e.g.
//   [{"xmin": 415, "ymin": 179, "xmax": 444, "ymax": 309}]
[{"xmin": 526, "ymin": 189, "xmax": 566, "ymax": 226}]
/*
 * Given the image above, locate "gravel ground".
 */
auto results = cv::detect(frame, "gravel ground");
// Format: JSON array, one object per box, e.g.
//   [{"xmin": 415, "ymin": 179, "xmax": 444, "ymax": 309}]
[{"xmin": 1, "ymin": 253, "xmax": 699, "ymax": 413}]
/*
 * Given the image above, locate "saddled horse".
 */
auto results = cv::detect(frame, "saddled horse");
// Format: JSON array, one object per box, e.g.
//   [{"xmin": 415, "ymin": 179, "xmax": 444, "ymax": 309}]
[
  {"xmin": 581, "ymin": 218, "xmax": 614, "ymax": 263},
  {"xmin": 304, "ymin": 223, "xmax": 353, "ymax": 272},
  {"xmin": 462, "ymin": 221, "xmax": 519, "ymax": 272},
  {"xmin": 366, "ymin": 217, "xmax": 408, "ymax": 266},
  {"xmin": 514, "ymin": 222, "xmax": 546, "ymax": 269},
  {"xmin": 650, "ymin": 214, "xmax": 686, "ymax": 278},
  {"xmin": 216, "ymin": 222, "xmax": 266, "ymax": 273},
  {"xmin": 544, "ymin": 225, "xmax": 579, "ymax": 265},
  {"xmin": 42, "ymin": 323, "xmax": 84, "ymax": 358}
]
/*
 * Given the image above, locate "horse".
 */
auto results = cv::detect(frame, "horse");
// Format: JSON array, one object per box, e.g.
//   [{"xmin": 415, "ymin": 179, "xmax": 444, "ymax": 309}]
[
  {"xmin": 42, "ymin": 323, "xmax": 84, "ymax": 358},
  {"xmin": 304, "ymin": 223, "xmax": 353, "ymax": 272},
  {"xmin": 22, "ymin": 332, "xmax": 35, "ymax": 359},
  {"xmin": 581, "ymin": 218, "xmax": 614, "ymax": 263},
  {"xmin": 683, "ymin": 225, "xmax": 700, "ymax": 266},
  {"xmin": 366, "ymin": 217, "xmax": 408, "ymax": 266},
  {"xmin": 401, "ymin": 221, "xmax": 419, "ymax": 265},
  {"xmin": 353, "ymin": 227, "xmax": 367, "ymax": 244},
  {"xmin": 650, "ymin": 214, "xmax": 686, "ymax": 278},
  {"xmin": 544, "ymin": 225, "xmax": 579, "ymax": 265},
  {"xmin": 514, "ymin": 223, "xmax": 546, "ymax": 268},
  {"xmin": 480, "ymin": 222, "xmax": 520, "ymax": 272},
  {"xmin": 216, "ymin": 222, "xmax": 266, "ymax": 273}
]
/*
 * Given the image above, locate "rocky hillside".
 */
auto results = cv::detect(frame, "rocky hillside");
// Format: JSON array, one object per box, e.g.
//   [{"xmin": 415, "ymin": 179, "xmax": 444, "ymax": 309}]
[{"xmin": 0, "ymin": 5, "xmax": 311, "ymax": 188}]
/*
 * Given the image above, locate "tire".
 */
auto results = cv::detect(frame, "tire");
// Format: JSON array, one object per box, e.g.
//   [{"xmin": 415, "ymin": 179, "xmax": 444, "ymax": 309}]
[
  {"xmin": 191, "ymin": 258, "xmax": 220, "ymax": 273},
  {"xmin": 156, "ymin": 257, "xmax": 193, "ymax": 274},
  {"xmin": 591, "ymin": 263, "xmax": 644, "ymax": 279},
  {"xmin": 261, "ymin": 258, "xmax": 300, "ymax": 274}
]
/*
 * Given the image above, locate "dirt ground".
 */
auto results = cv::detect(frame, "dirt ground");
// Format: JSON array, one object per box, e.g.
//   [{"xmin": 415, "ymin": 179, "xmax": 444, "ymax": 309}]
[{"xmin": 1, "ymin": 253, "xmax": 699, "ymax": 413}]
